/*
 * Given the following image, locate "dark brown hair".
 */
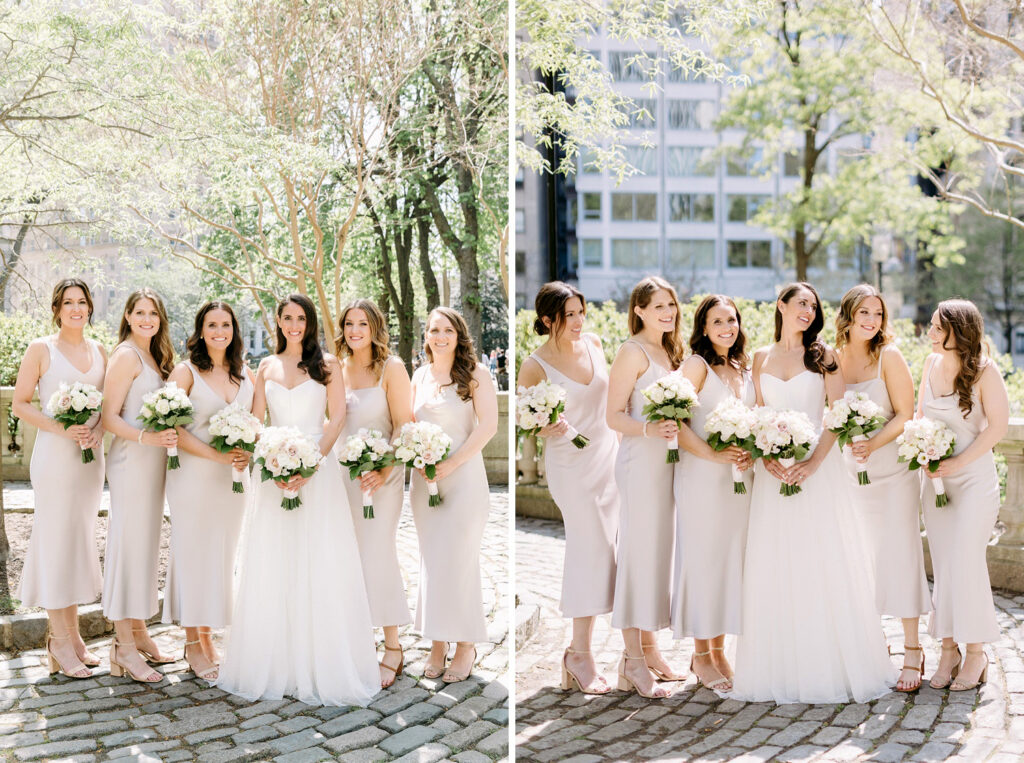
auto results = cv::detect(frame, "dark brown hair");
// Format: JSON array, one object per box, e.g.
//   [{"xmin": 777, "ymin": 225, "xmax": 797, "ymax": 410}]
[
  {"xmin": 690, "ymin": 294, "xmax": 749, "ymax": 370},
  {"xmin": 187, "ymin": 301, "xmax": 245, "ymax": 386},
  {"xmin": 774, "ymin": 282, "xmax": 837, "ymax": 375},
  {"xmin": 936, "ymin": 299, "xmax": 988, "ymax": 417},
  {"xmin": 51, "ymin": 278, "xmax": 94, "ymax": 328},
  {"xmin": 534, "ymin": 281, "xmax": 587, "ymax": 338},
  {"xmin": 275, "ymin": 294, "xmax": 330, "ymax": 385},
  {"xmin": 118, "ymin": 288, "xmax": 174, "ymax": 379},
  {"xmin": 425, "ymin": 307, "xmax": 478, "ymax": 401},
  {"xmin": 335, "ymin": 299, "xmax": 390, "ymax": 377},
  {"xmin": 834, "ymin": 284, "xmax": 892, "ymax": 361},
  {"xmin": 627, "ymin": 276, "xmax": 684, "ymax": 369}
]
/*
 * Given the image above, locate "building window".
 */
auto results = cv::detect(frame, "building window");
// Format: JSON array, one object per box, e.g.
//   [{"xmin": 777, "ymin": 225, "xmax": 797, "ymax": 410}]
[
  {"xmin": 609, "ymin": 51, "xmax": 646, "ymax": 82},
  {"xmin": 727, "ymin": 240, "xmax": 772, "ymax": 268},
  {"xmin": 668, "ymin": 240, "xmax": 715, "ymax": 270},
  {"xmin": 666, "ymin": 146, "xmax": 716, "ymax": 176},
  {"xmin": 582, "ymin": 193, "xmax": 602, "ymax": 221},
  {"xmin": 784, "ymin": 149, "xmax": 803, "ymax": 177},
  {"xmin": 628, "ymin": 98, "xmax": 657, "ymax": 129},
  {"xmin": 612, "ymin": 193, "xmax": 657, "ymax": 222},
  {"xmin": 666, "ymin": 99, "xmax": 714, "ymax": 130},
  {"xmin": 580, "ymin": 239, "xmax": 603, "ymax": 268},
  {"xmin": 726, "ymin": 194, "xmax": 769, "ymax": 222},
  {"xmin": 726, "ymin": 148, "xmax": 764, "ymax": 176},
  {"xmin": 1015, "ymin": 329, "xmax": 1024, "ymax": 355},
  {"xmin": 611, "ymin": 239, "xmax": 658, "ymax": 268},
  {"xmin": 515, "ymin": 165, "xmax": 525, "ymax": 186},
  {"xmin": 668, "ymin": 64, "xmax": 708, "ymax": 83},
  {"xmin": 625, "ymin": 145, "xmax": 657, "ymax": 175},
  {"xmin": 515, "ymin": 209, "xmax": 526, "ymax": 234},
  {"xmin": 515, "ymin": 250, "xmax": 525, "ymax": 275},
  {"xmin": 669, "ymin": 193, "xmax": 715, "ymax": 223},
  {"xmin": 579, "ymin": 147, "xmax": 602, "ymax": 174}
]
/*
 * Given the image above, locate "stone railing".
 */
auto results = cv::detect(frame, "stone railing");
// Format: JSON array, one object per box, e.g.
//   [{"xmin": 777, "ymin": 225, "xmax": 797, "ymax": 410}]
[{"xmin": 516, "ymin": 418, "xmax": 1024, "ymax": 592}]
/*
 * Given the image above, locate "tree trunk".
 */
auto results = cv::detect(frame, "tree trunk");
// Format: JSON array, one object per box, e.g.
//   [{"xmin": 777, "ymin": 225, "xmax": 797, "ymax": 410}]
[
  {"xmin": 0, "ymin": 417, "xmax": 12, "ymax": 614},
  {"xmin": 418, "ymin": 211, "xmax": 440, "ymax": 313},
  {"xmin": 0, "ymin": 217, "xmax": 32, "ymax": 312}
]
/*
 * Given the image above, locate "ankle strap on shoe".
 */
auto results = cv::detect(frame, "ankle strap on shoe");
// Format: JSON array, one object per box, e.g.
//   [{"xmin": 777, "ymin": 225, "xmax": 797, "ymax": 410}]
[
  {"xmin": 184, "ymin": 639, "xmax": 202, "ymax": 647},
  {"xmin": 941, "ymin": 644, "xmax": 961, "ymax": 652},
  {"xmin": 48, "ymin": 633, "xmax": 74, "ymax": 641},
  {"xmin": 709, "ymin": 646, "xmax": 725, "ymax": 652},
  {"xmin": 693, "ymin": 650, "xmax": 712, "ymax": 657},
  {"xmin": 384, "ymin": 645, "xmax": 403, "ymax": 653},
  {"xmin": 565, "ymin": 646, "xmax": 591, "ymax": 655},
  {"xmin": 904, "ymin": 644, "xmax": 923, "ymax": 652},
  {"xmin": 622, "ymin": 652, "xmax": 646, "ymax": 662}
]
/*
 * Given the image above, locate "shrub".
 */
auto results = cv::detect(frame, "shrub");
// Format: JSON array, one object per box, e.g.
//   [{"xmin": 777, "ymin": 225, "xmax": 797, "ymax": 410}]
[{"xmin": 0, "ymin": 314, "xmax": 117, "ymax": 386}]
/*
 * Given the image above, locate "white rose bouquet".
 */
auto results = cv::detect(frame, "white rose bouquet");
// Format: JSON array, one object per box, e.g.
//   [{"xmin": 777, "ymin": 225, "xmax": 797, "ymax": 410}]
[
  {"xmin": 208, "ymin": 403, "xmax": 262, "ymax": 493},
  {"xmin": 704, "ymin": 398, "xmax": 758, "ymax": 494},
  {"xmin": 47, "ymin": 381, "xmax": 103, "ymax": 463},
  {"xmin": 753, "ymin": 407, "xmax": 818, "ymax": 496},
  {"xmin": 641, "ymin": 372, "xmax": 698, "ymax": 463},
  {"xmin": 338, "ymin": 428, "xmax": 397, "ymax": 518},
  {"xmin": 823, "ymin": 391, "xmax": 887, "ymax": 485},
  {"xmin": 394, "ymin": 421, "xmax": 453, "ymax": 507},
  {"xmin": 254, "ymin": 426, "xmax": 324, "ymax": 510},
  {"xmin": 897, "ymin": 417, "xmax": 956, "ymax": 507},
  {"xmin": 138, "ymin": 383, "xmax": 194, "ymax": 469},
  {"xmin": 515, "ymin": 380, "xmax": 589, "ymax": 449}
]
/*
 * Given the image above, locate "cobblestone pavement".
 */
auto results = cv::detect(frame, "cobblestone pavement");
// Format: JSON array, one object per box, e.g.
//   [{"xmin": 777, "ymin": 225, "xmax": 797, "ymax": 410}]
[
  {"xmin": 516, "ymin": 516, "xmax": 1024, "ymax": 763},
  {"xmin": 0, "ymin": 488, "xmax": 509, "ymax": 763}
]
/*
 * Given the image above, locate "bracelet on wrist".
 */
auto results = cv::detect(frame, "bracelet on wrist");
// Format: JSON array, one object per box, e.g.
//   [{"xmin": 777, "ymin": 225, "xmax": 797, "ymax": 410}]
[
  {"xmin": 642, "ymin": 421, "xmax": 648, "ymax": 438},
  {"xmin": 137, "ymin": 429, "xmax": 145, "ymax": 445}
]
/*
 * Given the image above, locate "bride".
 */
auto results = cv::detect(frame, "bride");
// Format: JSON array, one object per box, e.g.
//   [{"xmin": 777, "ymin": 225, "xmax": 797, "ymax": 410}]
[
  {"xmin": 731, "ymin": 282, "xmax": 894, "ymax": 704},
  {"xmin": 217, "ymin": 294, "xmax": 380, "ymax": 706}
]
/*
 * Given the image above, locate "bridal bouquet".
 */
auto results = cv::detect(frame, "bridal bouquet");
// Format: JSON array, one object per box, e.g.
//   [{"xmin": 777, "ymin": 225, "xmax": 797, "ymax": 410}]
[
  {"xmin": 394, "ymin": 421, "xmax": 453, "ymax": 507},
  {"xmin": 338, "ymin": 428, "xmax": 396, "ymax": 518},
  {"xmin": 897, "ymin": 417, "xmax": 956, "ymax": 506},
  {"xmin": 47, "ymin": 381, "xmax": 103, "ymax": 463},
  {"xmin": 254, "ymin": 426, "xmax": 323, "ymax": 510},
  {"xmin": 138, "ymin": 383, "xmax": 194, "ymax": 469},
  {"xmin": 208, "ymin": 403, "xmax": 262, "ymax": 493},
  {"xmin": 823, "ymin": 391, "xmax": 887, "ymax": 485},
  {"xmin": 515, "ymin": 380, "xmax": 589, "ymax": 449},
  {"xmin": 704, "ymin": 398, "xmax": 758, "ymax": 494},
  {"xmin": 641, "ymin": 372, "xmax": 698, "ymax": 463},
  {"xmin": 753, "ymin": 407, "xmax": 817, "ymax": 496}
]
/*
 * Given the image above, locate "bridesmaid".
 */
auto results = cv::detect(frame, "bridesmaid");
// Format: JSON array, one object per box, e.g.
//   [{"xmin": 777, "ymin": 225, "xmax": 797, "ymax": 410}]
[
  {"xmin": 411, "ymin": 307, "xmax": 497, "ymax": 683},
  {"xmin": 918, "ymin": 299, "xmax": 1007, "ymax": 690},
  {"xmin": 671, "ymin": 295, "xmax": 754, "ymax": 692},
  {"xmin": 164, "ymin": 302, "xmax": 255, "ymax": 681},
  {"xmin": 101, "ymin": 288, "xmax": 177, "ymax": 683},
  {"xmin": 517, "ymin": 282, "xmax": 619, "ymax": 695},
  {"xmin": 335, "ymin": 299, "xmax": 414, "ymax": 688},
  {"xmin": 13, "ymin": 279, "xmax": 106, "ymax": 678},
  {"xmin": 835, "ymin": 285, "xmax": 930, "ymax": 692},
  {"xmin": 607, "ymin": 276, "xmax": 685, "ymax": 699}
]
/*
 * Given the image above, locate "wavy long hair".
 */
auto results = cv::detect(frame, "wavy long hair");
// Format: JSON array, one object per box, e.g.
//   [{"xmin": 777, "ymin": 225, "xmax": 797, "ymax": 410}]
[
  {"xmin": 533, "ymin": 281, "xmax": 587, "ymax": 339},
  {"xmin": 187, "ymin": 301, "xmax": 245, "ymax": 385},
  {"xmin": 50, "ymin": 278, "xmax": 94, "ymax": 328},
  {"xmin": 937, "ymin": 299, "xmax": 988, "ymax": 417},
  {"xmin": 425, "ymin": 307, "xmax": 478, "ymax": 401},
  {"xmin": 690, "ymin": 294, "xmax": 749, "ymax": 370},
  {"xmin": 335, "ymin": 299, "xmax": 391, "ymax": 378},
  {"xmin": 118, "ymin": 288, "xmax": 174, "ymax": 379},
  {"xmin": 834, "ymin": 284, "xmax": 892, "ymax": 362},
  {"xmin": 627, "ymin": 276, "xmax": 684, "ymax": 369},
  {"xmin": 275, "ymin": 294, "xmax": 330, "ymax": 384},
  {"xmin": 774, "ymin": 282, "xmax": 837, "ymax": 375}
]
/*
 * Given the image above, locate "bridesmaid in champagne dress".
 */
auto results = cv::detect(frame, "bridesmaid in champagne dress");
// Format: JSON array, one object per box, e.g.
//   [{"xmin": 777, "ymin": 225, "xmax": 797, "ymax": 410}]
[
  {"xmin": 918, "ymin": 300, "xmax": 1007, "ymax": 691},
  {"xmin": 13, "ymin": 279, "xmax": 107, "ymax": 678},
  {"xmin": 671, "ymin": 295, "xmax": 754, "ymax": 693},
  {"xmin": 164, "ymin": 302, "xmax": 255, "ymax": 682},
  {"xmin": 101, "ymin": 288, "xmax": 178, "ymax": 683},
  {"xmin": 608, "ymin": 276, "xmax": 685, "ymax": 699},
  {"xmin": 411, "ymin": 307, "xmax": 497, "ymax": 684},
  {"xmin": 835, "ymin": 285, "xmax": 930, "ymax": 692},
  {"xmin": 335, "ymin": 299, "xmax": 413, "ymax": 688},
  {"xmin": 518, "ymin": 281, "xmax": 619, "ymax": 695}
]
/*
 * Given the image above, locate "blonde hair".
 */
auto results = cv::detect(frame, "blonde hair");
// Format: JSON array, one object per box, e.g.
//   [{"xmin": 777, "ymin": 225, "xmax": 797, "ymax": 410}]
[
  {"xmin": 336, "ymin": 299, "xmax": 391, "ymax": 378},
  {"xmin": 834, "ymin": 284, "xmax": 892, "ymax": 362}
]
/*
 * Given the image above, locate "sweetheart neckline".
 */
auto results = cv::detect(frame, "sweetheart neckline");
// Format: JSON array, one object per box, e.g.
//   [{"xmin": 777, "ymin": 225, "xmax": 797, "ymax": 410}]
[
  {"xmin": 266, "ymin": 378, "xmax": 318, "ymax": 392},
  {"xmin": 760, "ymin": 369, "xmax": 816, "ymax": 383}
]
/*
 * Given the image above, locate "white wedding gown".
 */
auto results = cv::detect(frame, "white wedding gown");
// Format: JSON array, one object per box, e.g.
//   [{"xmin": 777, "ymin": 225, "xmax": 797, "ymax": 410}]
[
  {"xmin": 217, "ymin": 379, "xmax": 380, "ymax": 706},
  {"xmin": 731, "ymin": 370, "xmax": 894, "ymax": 704}
]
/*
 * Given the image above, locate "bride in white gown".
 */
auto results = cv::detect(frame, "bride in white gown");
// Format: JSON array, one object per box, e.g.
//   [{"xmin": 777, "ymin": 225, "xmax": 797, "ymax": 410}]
[
  {"xmin": 218, "ymin": 295, "xmax": 379, "ymax": 706},
  {"xmin": 732, "ymin": 283, "xmax": 894, "ymax": 704}
]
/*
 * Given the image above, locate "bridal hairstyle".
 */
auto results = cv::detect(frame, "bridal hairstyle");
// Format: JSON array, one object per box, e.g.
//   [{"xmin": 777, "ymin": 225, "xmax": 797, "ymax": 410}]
[
  {"xmin": 534, "ymin": 281, "xmax": 587, "ymax": 338},
  {"xmin": 628, "ymin": 276, "xmax": 685, "ymax": 368},
  {"xmin": 774, "ymin": 282, "xmax": 837, "ymax": 375},
  {"xmin": 275, "ymin": 293, "xmax": 330, "ymax": 384},
  {"xmin": 51, "ymin": 278, "xmax": 95, "ymax": 327},
  {"xmin": 425, "ymin": 306, "xmax": 478, "ymax": 401},
  {"xmin": 834, "ymin": 284, "xmax": 892, "ymax": 361},
  {"xmin": 936, "ymin": 298, "xmax": 988, "ymax": 417},
  {"xmin": 186, "ymin": 301, "xmax": 245, "ymax": 386},
  {"xmin": 118, "ymin": 288, "xmax": 175, "ymax": 379},
  {"xmin": 335, "ymin": 298, "xmax": 391, "ymax": 377},
  {"xmin": 690, "ymin": 294, "xmax": 749, "ymax": 370}
]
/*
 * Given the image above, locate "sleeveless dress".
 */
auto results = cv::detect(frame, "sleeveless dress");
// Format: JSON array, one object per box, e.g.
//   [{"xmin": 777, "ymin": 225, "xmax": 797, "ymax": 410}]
[
  {"xmin": 163, "ymin": 363, "xmax": 254, "ymax": 627},
  {"xmin": 217, "ymin": 378, "xmax": 379, "ymax": 706},
  {"xmin": 338, "ymin": 359, "xmax": 412, "ymax": 628},
  {"xmin": 530, "ymin": 336, "xmax": 619, "ymax": 618},
  {"xmin": 921, "ymin": 360, "xmax": 1000, "ymax": 643},
  {"xmin": 731, "ymin": 370, "xmax": 894, "ymax": 704},
  {"xmin": 102, "ymin": 345, "xmax": 167, "ymax": 621},
  {"xmin": 611, "ymin": 341, "xmax": 676, "ymax": 631},
  {"xmin": 19, "ymin": 337, "xmax": 105, "ymax": 609},
  {"xmin": 843, "ymin": 351, "xmax": 930, "ymax": 618},
  {"xmin": 671, "ymin": 359, "xmax": 753, "ymax": 639},
  {"xmin": 410, "ymin": 364, "xmax": 491, "ymax": 643}
]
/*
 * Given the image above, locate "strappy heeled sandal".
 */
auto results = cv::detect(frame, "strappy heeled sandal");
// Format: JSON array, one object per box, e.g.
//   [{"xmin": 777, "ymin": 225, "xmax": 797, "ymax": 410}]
[
  {"xmin": 184, "ymin": 639, "xmax": 219, "ymax": 682},
  {"xmin": 929, "ymin": 644, "xmax": 962, "ymax": 689},
  {"xmin": 132, "ymin": 628, "xmax": 176, "ymax": 664},
  {"xmin": 690, "ymin": 649, "xmax": 731, "ymax": 691},
  {"xmin": 443, "ymin": 646, "xmax": 477, "ymax": 683},
  {"xmin": 423, "ymin": 642, "xmax": 449, "ymax": 679},
  {"xmin": 950, "ymin": 649, "xmax": 989, "ymax": 691},
  {"xmin": 710, "ymin": 645, "xmax": 733, "ymax": 680},
  {"xmin": 895, "ymin": 644, "xmax": 924, "ymax": 692},
  {"xmin": 560, "ymin": 646, "xmax": 610, "ymax": 695},
  {"xmin": 46, "ymin": 634, "xmax": 92, "ymax": 679},
  {"xmin": 617, "ymin": 652, "xmax": 671, "ymax": 698},
  {"xmin": 380, "ymin": 645, "xmax": 404, "ymax": 689},
  {"xmin": 641, "ymin": 643, "xmax": 685, "ymax": 682},
  {"xmin": 109, "ymin": 640, "xmax": 163, "ymax": 683}
]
